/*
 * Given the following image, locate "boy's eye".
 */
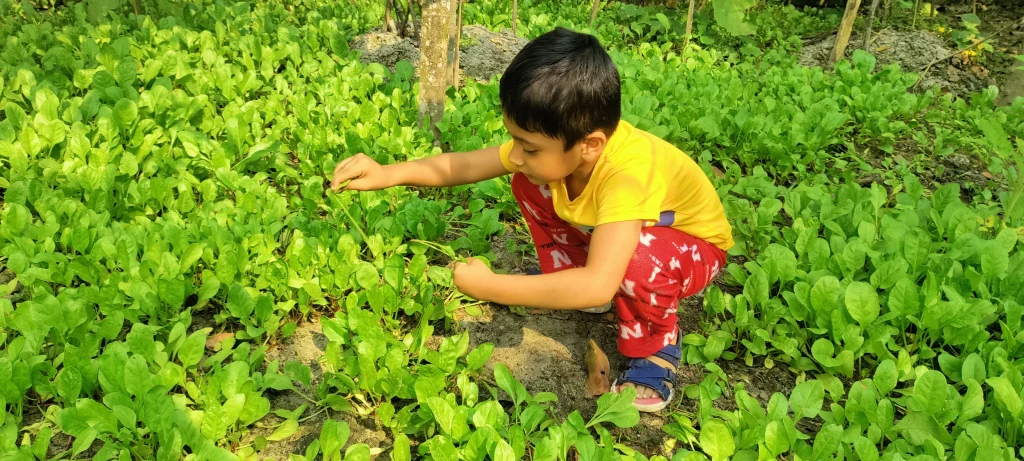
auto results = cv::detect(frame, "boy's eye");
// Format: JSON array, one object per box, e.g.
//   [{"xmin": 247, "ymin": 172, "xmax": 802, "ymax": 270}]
[{"xmin": 523, "ymin": 149, "xmax": 537, "ymax": 155}]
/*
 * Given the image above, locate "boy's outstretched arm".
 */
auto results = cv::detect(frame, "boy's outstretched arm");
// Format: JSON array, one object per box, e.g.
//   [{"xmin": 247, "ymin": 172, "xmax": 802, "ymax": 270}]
[
  {"xmin": 454, "ymin": 220, "xmax": 642, "ymax": 310},
  {"xmin": 330, "ymin": 146, "xmax": 508, "ymax": 191}
]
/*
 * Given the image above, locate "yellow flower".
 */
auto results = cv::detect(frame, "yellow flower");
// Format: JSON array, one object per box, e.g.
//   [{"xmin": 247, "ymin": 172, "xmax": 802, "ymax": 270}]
[{"xmin": 936, "ymin": 26, "xmax": 946, "ymax": 33}]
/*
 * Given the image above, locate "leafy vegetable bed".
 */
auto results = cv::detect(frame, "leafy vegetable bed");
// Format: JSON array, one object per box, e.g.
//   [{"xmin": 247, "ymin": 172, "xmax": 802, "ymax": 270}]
[{"xmin": 2, "ymin": 0, "xmax": 1024, "ymax": 460}]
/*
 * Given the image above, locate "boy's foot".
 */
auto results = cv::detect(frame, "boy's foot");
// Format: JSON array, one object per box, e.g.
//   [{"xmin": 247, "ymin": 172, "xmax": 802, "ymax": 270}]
[
  {"xmin": 524, "ymin": 267, "xmax": 612, "ymax": 314},
  {"xmin": 611, "ymin": 329, "xmax": 680, "ymax": 413}
]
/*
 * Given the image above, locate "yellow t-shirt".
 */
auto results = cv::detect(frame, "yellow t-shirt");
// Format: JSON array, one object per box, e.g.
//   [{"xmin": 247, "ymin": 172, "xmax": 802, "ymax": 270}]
[{"xmin": 498, "ymin": 121, "xmax": 734, "ymax": 251}]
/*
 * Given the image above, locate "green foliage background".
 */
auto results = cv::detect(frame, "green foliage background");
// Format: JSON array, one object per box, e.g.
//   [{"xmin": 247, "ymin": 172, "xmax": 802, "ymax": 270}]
[{"xmin": 1, "ymin": 0, "xmax": 1024, "ymax": 459}]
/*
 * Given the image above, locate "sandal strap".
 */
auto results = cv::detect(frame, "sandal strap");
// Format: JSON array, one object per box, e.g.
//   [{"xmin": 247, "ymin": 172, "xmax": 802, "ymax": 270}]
[
  {"xmin": 653, "ymin": 343, "xmax": 682, "ymax": 368},
  {"xmin": 617, "ymin": 358, "xmax": 677, "ymax": 401},
  {"xmin": 652, "ymin": 329, "xmax": 683, "ymax": 367}
]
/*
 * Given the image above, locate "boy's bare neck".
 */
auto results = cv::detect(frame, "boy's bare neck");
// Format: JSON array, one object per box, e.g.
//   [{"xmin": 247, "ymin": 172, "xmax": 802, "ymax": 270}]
[{"xmin": 565, "ymin": 155, "xmax": 600, "ymax": 200}]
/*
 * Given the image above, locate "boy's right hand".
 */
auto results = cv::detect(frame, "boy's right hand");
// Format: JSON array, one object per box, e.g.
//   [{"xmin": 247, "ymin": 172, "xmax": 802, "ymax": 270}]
[{"xmin": 330, "ymin": 153, "xmax": 391, "ymax": 191}]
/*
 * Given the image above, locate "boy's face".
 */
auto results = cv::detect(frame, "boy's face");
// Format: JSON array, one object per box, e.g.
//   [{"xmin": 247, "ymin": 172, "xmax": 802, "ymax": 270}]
[{"xmin": 503, "ymin": 116, "xmax": 586, "ymax": 185}]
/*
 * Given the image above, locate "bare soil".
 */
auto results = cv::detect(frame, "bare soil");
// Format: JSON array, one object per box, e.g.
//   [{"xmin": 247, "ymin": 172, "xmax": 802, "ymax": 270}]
[
  {"xmin": 800, "ymin": 29, "xmax": 997, "ymax": 98},
  {"xmin": 255, "ymin": 321, "xmax": 391, "ymax": 460},
  {"xmin": 350, "ymin": 25, "xmax": 528, "ymax": 84}
]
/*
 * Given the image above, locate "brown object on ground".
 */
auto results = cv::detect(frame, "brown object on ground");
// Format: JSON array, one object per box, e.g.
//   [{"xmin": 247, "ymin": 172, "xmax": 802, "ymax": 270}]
[
  {"xmin": 206, "ymin": 332, "xmax": 234, "ymax": 351},
  {"xmin": 832, "ymin": 0, "xmax": 862, "ymax": 64},
  {"xmin": 585, "ymin": 338, "xmax": 611, "ymax": 396}
]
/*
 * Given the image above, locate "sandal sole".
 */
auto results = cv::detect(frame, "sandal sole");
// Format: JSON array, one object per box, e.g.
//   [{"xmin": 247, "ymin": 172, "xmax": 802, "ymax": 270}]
[{"xmin": 612, "ymin": 381, "xmax": 673, "ymax": 413}]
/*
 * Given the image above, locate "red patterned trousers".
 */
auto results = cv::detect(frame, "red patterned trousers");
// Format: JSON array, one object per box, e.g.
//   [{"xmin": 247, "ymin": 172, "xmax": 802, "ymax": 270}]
[{"xmin": 510, "ymin": 173, "xmax": 727, "ymax": 358}]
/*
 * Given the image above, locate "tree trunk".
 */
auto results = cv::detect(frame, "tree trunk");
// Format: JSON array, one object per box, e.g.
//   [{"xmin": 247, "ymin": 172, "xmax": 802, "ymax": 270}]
[
  {"xmin": 684, "ymin": 0, "xmax": 696, "ymax": 49},
  {"xmin": 667, "ymin": 0, "xmax": 678, "ymax": 8},
  {"xmin": 384, "ymin": 0, "xmax": 393, "ymax": 33},
  {"xmin": 831, "ymin": 0, "xmax": 861, "ymax": 64},
  {"xmin": 513, "ymin": 0, "xmax": 518, "ymax": 35},
  {"xmin": 418, "ymin": 0, "xmax": 451, "ymax": 144},
  {"xmin": 589, "ymin": 0, "xmax": 600, "ymax": 26},
  {"xmin": 862, "ymin": 0, "xmax": 882, "ymax": 50},
  {"xmin": 451, "ymin": 0, "xmax": 464, "ymax": 88}
]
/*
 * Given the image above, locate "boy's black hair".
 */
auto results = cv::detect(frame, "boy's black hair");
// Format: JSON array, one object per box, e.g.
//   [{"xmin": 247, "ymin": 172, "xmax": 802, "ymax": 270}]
[{"xmin": 499, "ymin": 27, "xmax": 621, "ymax": 151}]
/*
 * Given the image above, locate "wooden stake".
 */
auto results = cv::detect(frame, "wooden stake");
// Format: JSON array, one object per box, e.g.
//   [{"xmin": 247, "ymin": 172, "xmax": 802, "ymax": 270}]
[
  {"xmin": 832, "ymin": 0, "xmax": 862, "ymax": 64},
  {"xmin": 384, "ymin": 0, "xmax": 393, "ymax": 33},
  {"xmin": 863, "ymin": 0, "xmax": 882, "ymax": 50},
  {"xmin": 513, "ymin": 0, "xmax": 519, "ymax": 35},
  {"xmin": 912, "ymin": 0, "xmax": 920, "ymax": 28},
  {"xmin": 589, "ymin": 0, "xmax": 600, "ymax": 26},
  {"xmin": 684, "ymin": 0, "xmax": 696, "ymax": 49},
  {"xmin": 452, "ymin": 0, "xmax": 463, "ymax": 89}
]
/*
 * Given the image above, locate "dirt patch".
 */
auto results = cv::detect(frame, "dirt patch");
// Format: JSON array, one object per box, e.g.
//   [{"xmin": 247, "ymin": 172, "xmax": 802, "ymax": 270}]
[
  {"xmin": 458, "ymin": 25, "xmax": 529, "ymax": 82},
  {"xmin": 350, "ymin": 31, "xmax": 421, "ymax": 72},
  {"xmin": 255, "ymin": 321, "xmax": 390, "ymax": 460},
  {"xmin": 800, "ymin": 29, "xmax": 996, "ymax": 98},
  {"xmin": 454, "ymin": 303, "xmax": 667, "ymax": 455},
  {"xmin": 351, "ymin": 25, "xmax": 528, "ymax": 83},
  {"xmin": 996, "ymin": 67, "xmax": 1024, "ymax": 106},
  {"xmin": 489, "ymin": 224, "xmax": 538, "ymax": 275},
  {"xmin": 453, "ymin": 284, "xmax": 726, "ymax": 457}
]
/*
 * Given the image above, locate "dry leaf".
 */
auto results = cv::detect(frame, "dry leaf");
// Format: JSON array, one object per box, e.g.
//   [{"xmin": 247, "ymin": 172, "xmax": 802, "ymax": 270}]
[
  {"xmin": 982, "ymin": 171, "xmax": 993, "ymax": 179},
  {"xmin": 875, "ymin": 45, "xmax": 890, "ymax": 52},
  {"xmin": 206, "ymin": 332, "xmax": 235, "ymax": 351},
  {"xmin": 585, "ymin": 339, "xmax": 611, "ymax": 396}
]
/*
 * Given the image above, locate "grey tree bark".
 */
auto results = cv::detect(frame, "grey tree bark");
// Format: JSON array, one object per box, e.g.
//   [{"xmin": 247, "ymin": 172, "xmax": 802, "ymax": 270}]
[
  {"xmin": 862, "ymin": 0, "xmax": 882, "ymax": 50},
  {"xmin": 418, "ymin": 0, "xmax": 451, "ymax": 144}
]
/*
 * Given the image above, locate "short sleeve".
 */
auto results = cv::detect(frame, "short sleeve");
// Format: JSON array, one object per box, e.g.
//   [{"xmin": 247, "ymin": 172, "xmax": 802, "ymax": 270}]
[
  {"xmin": 595, "ymin": 158, "xmax": 665, "ymax": 226},
  {"xmin": 498, "ymin": 139, "xmax": 519, "ymax": 173}
]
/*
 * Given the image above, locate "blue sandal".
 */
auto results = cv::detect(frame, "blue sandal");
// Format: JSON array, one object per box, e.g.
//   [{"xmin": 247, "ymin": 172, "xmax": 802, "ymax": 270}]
[{"xmin": 612, "ymin": 333, "xmax": 681, "ymax": 412}]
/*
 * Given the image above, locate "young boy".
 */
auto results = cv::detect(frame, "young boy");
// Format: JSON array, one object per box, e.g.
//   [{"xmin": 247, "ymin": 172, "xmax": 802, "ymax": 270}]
[{"xmin": 330, "ymin": 27, "xmax": 733, "ymax": 412}]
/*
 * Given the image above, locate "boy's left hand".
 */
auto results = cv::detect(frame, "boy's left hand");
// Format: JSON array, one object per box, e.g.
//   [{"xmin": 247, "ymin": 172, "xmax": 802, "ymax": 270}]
[{"xmin": 452, "ymin": 257, "xmax": 493, "ymax": 299}]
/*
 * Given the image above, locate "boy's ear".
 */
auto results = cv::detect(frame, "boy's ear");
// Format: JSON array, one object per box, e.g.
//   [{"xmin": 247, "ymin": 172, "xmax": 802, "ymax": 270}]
[{"xmin": 580, "ymin": 130, "xmax": 609, "ymax": 161}]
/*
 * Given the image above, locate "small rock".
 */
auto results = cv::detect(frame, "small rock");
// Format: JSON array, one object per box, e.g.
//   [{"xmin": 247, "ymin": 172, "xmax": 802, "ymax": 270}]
[{"xmin": 945, "ymin": 153, "xmax": 971, "ymax": 168}]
